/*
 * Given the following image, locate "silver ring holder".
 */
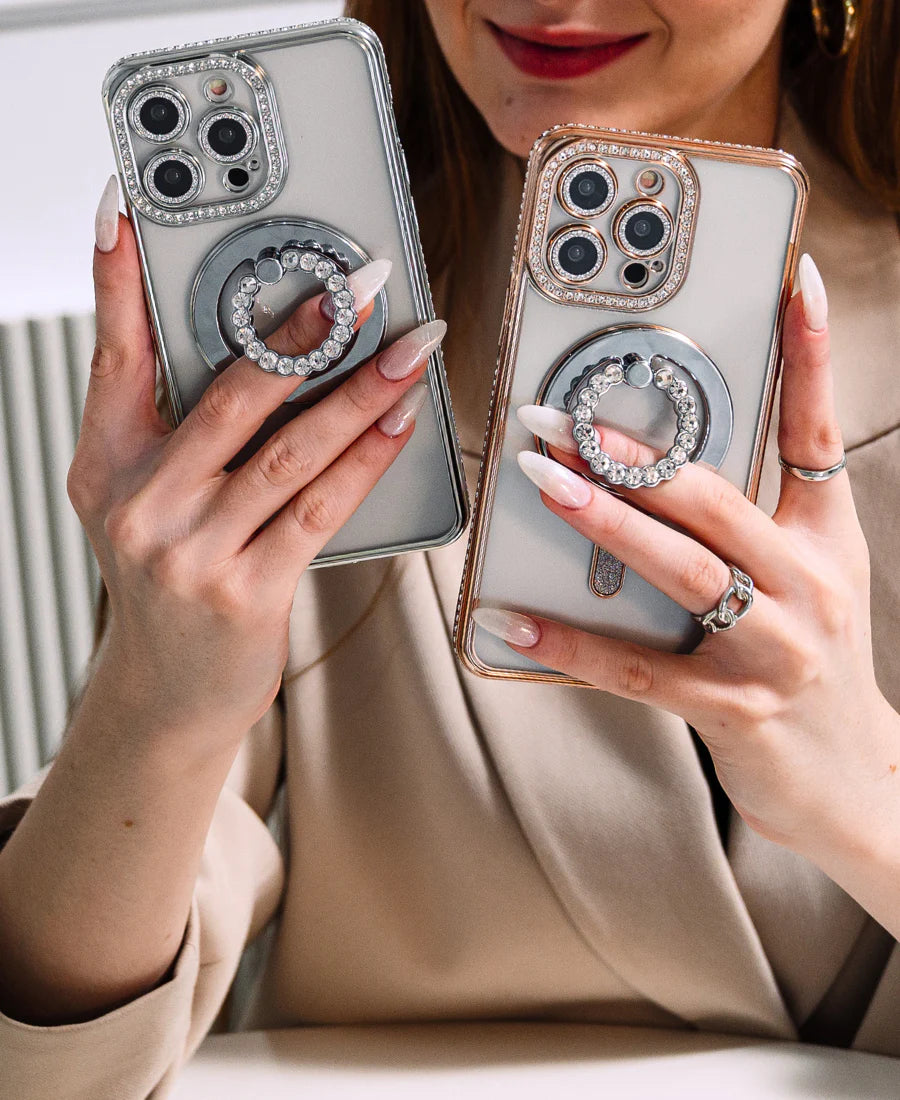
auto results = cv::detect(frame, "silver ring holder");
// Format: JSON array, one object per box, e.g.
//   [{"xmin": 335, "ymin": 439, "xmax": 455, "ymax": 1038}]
[
  {"xmin": 535, "ymin": 324, "xmax": 733, "ymax": 597},
  {"xmin": 191, "ymin": 218, "xmax": 387, "ymax": 408}
]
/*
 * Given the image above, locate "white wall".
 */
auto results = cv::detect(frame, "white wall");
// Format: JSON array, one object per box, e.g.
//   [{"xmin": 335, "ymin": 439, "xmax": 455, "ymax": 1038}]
[{"xmin": 0, "ymin": 1, "xmax": 343, "ymax": 321}]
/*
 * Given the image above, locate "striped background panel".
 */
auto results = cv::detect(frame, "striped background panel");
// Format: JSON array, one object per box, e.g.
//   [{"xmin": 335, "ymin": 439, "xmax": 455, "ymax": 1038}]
[{"xmin": 0, "ymin": 314, "xmax": 100, "ymax": 795}]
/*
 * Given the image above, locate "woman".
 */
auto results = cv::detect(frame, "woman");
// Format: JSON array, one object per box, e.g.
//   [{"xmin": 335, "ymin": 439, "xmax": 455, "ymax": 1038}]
[{"xmin": 0, "ymin": 0, "xmax": 898, "ymax": 1095}]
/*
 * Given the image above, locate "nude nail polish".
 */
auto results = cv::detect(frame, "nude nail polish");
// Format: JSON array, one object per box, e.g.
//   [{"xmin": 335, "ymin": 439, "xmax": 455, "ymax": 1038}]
[
  {"xmin": 377, "ymin": 320, "xmax": 447, "ymax": 381},
  {"xmin": 517, "ymin": 450, "xmax": 593, "ymax": 509},
  {"xmin": 321, "ymin": 258, "xmax": 392, "ymax": 319},
  {"xmin": 377, "ymin": 382, "xmax": 429, "ymax": 437},
  {"xmin": 516, "ymin": 404, "xmax": 580, "ymax": 454},
  {"xmin": 471, "ymin": 607, "xmax": 540, "ymax": 647},
  {"xmin": 797, "ymin": 253, "xmax": 828, "ymax": 332},
  {"xmin": 94, "ymin": 174, "xmax": 120, "ymax": 253}
]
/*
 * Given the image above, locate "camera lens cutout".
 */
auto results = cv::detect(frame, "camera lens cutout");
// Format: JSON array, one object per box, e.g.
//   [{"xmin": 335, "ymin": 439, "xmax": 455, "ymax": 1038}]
[
  {"xmin": 199, "ymin": 109, "xmax": 258, "ymax": 163},
  {"xmin": 129, "ymin": 87, "xmax": 189, "ymax": 143},
  {"xmin": 224, "ymin": 166, "xmax": 250, "ymax": 192},
  {"xmin": 548, "ymin": 226, "xmax": 606, "ymax": 283},
  {"xmin": 621, "ymin": 261, "xmax": 649, "ymax": 289},
  {"xmin": 143, "ymin": 150, "xmax": 203, "ymax": 206},
  {"xmin": 558, "ymin": 160, "xmax": 616, "ymax": 217},
  {"xmin": 614, "ymin": 201, "xmax": 673, "ymax": 258}
]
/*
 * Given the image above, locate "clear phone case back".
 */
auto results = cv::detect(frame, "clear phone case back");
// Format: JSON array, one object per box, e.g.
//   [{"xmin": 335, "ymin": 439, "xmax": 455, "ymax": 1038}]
[
  {"xmin": 103, "ymin": 18, "xmax": 468, "ymax": 567},
  {"xmin": 456, "ymin": 124, "xmax": 808, "ymax": 684}
]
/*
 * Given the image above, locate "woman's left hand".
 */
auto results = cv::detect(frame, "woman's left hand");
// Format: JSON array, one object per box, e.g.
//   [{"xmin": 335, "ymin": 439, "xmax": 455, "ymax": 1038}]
[{"xmin": 474, "ymin": 253, "xmax": 900, "ymax": 862}]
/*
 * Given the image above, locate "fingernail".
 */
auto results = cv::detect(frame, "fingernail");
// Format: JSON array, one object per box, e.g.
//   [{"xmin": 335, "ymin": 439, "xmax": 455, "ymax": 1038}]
[
  {"xmin": 377, "ymin": 381, "xmax": 429, "ymax": 437},
  {"xmin": 797, "ymin": 253, "xmax": 828, "ymax": 332},
  {"xmin": 95, "ymin": 174, "xmax": 120, "ymax": 253},
  {"xmin": 471, "ymin": 607, "xmax": 540, "ymax": 648},
  {"xmin": 694, "ymin": 459, "xmax": 718, "ymax": 473},
  {"xmin": 377, "ymin": 319, "xmax": 447, "ymax": 381},
  {"xmin": 516, "ymin": 404, "xmax": 580, "ymax": 454},
  {"xmin": 321, "ymin": 258, "xmax": 392, "ymax": 319},
  {"xmin": 517, "ymin": 450, "xmax": 592, "ymax": 509}
]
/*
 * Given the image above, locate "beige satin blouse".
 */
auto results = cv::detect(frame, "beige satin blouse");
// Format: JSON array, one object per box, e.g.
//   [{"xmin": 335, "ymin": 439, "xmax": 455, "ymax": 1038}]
[{"xmin": 1, "ymin": 101, "xmax": 899, "ymax": 1100}]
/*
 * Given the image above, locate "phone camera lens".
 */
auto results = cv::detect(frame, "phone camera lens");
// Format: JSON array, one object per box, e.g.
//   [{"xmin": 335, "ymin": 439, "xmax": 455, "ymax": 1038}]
[
  {"xmin": 155, "ymin": 160, "xmax": 192, "ymax": 198},
  {"xmin": 561, "ymin": 239, "xmax": 595, "ymax": 274},
  {"xmin": 559, "ymin": 161, "xmax": 615, "ymax": 217},
  {"xmin": 614, "ymin": 202, "xmax": 673, "ymax": 257},
  {"xmin": 574, "ymin": 172, "xmax": 608, "ymax": 208},
  {"xmin": 626, "ymin": 214, "xmax": 664, "ymax": 249},
  {"xmin": 141, "ymin": 97, "xmax": 179, "ymax": 135},
  {"xmin": 209, "ymin": 119, "xmax": 247, "ymax": 156},
  {"xmin": 199, "ymin": 110, "xmax": 258, "ymax": 163},
  {"xmin": 129, "ymin": 87, "xmax": 189, "ymax": 143},
  {"xmin": 143, "ymin": 150, "xmax": 203, "ymax": 206},
  {"xmin": 548, "ymin": 226, "xmax": 606, "ymax": 283}
]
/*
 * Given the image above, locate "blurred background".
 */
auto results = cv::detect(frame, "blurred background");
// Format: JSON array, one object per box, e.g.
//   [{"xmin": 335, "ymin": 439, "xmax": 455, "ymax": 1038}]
[{"xmin": 0, "ymin": 0, "xmax": 342, "ymax": 795}]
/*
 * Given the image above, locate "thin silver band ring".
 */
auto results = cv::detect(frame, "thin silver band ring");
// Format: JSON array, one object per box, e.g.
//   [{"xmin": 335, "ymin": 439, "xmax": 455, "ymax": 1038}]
[{"xmin": 777, "ymin": 452, "xmax": 847, "ymax": 482}]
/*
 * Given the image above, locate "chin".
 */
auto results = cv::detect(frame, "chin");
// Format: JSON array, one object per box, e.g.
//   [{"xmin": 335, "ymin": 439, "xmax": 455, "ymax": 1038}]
[{"xmin": 480, "ymin": 92, "xmax": 662, "ymax": 159}]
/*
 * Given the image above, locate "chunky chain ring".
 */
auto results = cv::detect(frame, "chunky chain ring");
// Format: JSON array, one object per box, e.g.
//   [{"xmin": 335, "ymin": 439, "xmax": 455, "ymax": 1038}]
[
  {"xmin": 567, "ymin": 353, "xmax": 700, "ymax": 488},
  {"xmin": 231, "ymin": 243, "xmax": 357, "ymax": 377},
  {"xmin": 691, "ymin": 565, "xmax": 755, "ymax": 634}
]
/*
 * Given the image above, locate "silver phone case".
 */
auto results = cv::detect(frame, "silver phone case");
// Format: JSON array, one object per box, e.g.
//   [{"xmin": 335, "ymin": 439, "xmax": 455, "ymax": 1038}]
[
  {"xmin": 455, "ymin": 124, "xmax": 808, "ymax": 685},
  {"xmin": 102, "ymin": 17, "xmax": 468, "ymax": 566}
]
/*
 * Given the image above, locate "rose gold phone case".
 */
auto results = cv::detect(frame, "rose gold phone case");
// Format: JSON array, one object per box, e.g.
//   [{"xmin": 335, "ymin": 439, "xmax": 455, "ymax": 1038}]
[{"xmin": 455, "ymin": 124, "xmax": 808, "ymax": 685}]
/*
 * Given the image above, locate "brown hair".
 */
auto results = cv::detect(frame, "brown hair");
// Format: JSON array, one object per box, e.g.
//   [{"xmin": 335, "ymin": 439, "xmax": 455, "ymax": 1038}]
[{"xmin": 347, "ymin": 0, "xmax": 900, "ymax": 294}]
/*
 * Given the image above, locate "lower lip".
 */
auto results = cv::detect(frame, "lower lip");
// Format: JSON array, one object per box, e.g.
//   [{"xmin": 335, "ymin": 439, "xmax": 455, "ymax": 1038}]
[{"xmin": 487, "ymin": 22, "xmax": 645, "ymax": 80}]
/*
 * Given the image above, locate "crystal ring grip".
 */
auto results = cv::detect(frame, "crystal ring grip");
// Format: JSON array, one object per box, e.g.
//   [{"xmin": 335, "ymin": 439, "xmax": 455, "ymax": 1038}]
[
  {"xmin": 231, "ymin": 243, "xmax": 357, "ymax": 377},
  {"xmin": 567, "ymin": 353, "xmax": 700, "ymax": 488}
]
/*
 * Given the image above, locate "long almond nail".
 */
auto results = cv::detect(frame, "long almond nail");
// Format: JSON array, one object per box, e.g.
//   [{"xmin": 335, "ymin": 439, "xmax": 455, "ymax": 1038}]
[
  {"xmin": 797, "ymin": 253, "xmax": 828, "ymax": 332},
  {"xmin": 516, "ymin": 404, "xmax": 580, "ymax": 454},
  {"xmin": 517, "ymin": 450, "xmax": 592, "ymax": 508},
  {"xmin": 95, "ymin": 174, "xmax": 120, "ymax": 253},
  {"xmin": 471, "ymin": 607, "xmax": 540, "ymax": 647},
  {"xmin": 321, "ymin": 258, "xmax": 392, "ymax": 319},
  {"xmin": 377, "ymin": 382, "xmax": 429, "ymax": 437},
  {"xmin": 378, "ymin": 320, "xmax": 447, "ymax": 381}
]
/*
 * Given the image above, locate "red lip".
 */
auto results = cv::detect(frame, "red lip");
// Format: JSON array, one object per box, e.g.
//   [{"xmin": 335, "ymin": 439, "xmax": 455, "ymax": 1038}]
[{"xmin": 487, "ymin": 21, "xmax": 647, "ymax": 79}]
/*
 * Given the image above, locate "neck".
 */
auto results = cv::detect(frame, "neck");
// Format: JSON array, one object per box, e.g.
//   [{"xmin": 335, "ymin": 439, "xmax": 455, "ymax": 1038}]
[{"xmin": 668, "ymin": 30, "xmax": 784, "ymax": 149}]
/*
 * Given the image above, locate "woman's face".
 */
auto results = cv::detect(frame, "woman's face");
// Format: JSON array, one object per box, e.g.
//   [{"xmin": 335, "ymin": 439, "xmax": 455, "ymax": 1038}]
[{"xmin": 422, "ymin": 1, "xmax": 791, "ymax": 155}]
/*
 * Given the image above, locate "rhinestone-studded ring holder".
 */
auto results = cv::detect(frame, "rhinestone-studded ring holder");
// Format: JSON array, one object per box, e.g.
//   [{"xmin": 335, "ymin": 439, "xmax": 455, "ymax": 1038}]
[
  {"xmin": 232, "ymin": 243, "xmax": 357, "ymax": 377},
  {"xmin": 568, "ymin": 353, "xmax": 700, "ymax": 489}
]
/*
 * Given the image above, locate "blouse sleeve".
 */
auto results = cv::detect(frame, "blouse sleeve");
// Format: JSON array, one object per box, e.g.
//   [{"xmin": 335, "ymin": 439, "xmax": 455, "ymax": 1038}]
[{"xmin": 0, "ymin": 692, "xmax": 286, "ymax": 1100}]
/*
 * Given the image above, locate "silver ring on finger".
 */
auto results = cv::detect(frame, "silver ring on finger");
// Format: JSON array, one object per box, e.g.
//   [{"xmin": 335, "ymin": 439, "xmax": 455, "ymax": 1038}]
[
  {"xmin": 777, "ymin": 452, "xmax": 847, "ymax": 482},
  {"xmin": 691, "ymin": 564, "xmax": 754, "ymax": 634},
  {"xmin": 231, "ymin": 244, "xmax": 357, "ymax": 378}
]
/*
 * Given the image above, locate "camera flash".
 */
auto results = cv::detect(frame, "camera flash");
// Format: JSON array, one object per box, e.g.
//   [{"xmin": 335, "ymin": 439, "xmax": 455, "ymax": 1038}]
[
  {"xmin": 636, "ymin": 169, "xmax": 663, "ymax": 196},
  {"xmin": 204, "ymin": 77, "xmax": 230, "ymax": 101}
]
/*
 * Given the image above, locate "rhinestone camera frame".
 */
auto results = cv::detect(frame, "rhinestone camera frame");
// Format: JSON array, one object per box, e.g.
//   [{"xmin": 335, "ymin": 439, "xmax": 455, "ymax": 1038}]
[
  {"xmin": 528, "ymin": 139, "xmax": 699, "ymax": 311},
  {"xmin": 109, "ymin": 53, "xmax": 286, "ymax": 226}
]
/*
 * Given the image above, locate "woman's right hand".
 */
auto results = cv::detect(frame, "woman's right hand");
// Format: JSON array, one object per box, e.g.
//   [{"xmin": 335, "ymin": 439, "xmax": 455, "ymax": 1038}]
[{"xmin": 69, "ymin": 182, "xmax": 444, "ymax": 739}]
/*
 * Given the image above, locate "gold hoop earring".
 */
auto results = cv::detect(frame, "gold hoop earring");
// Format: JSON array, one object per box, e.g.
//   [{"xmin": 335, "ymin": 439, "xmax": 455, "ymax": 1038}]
[{"xmin": 810, "ymin": 0, "xmax": 859, "ymax": 58}]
